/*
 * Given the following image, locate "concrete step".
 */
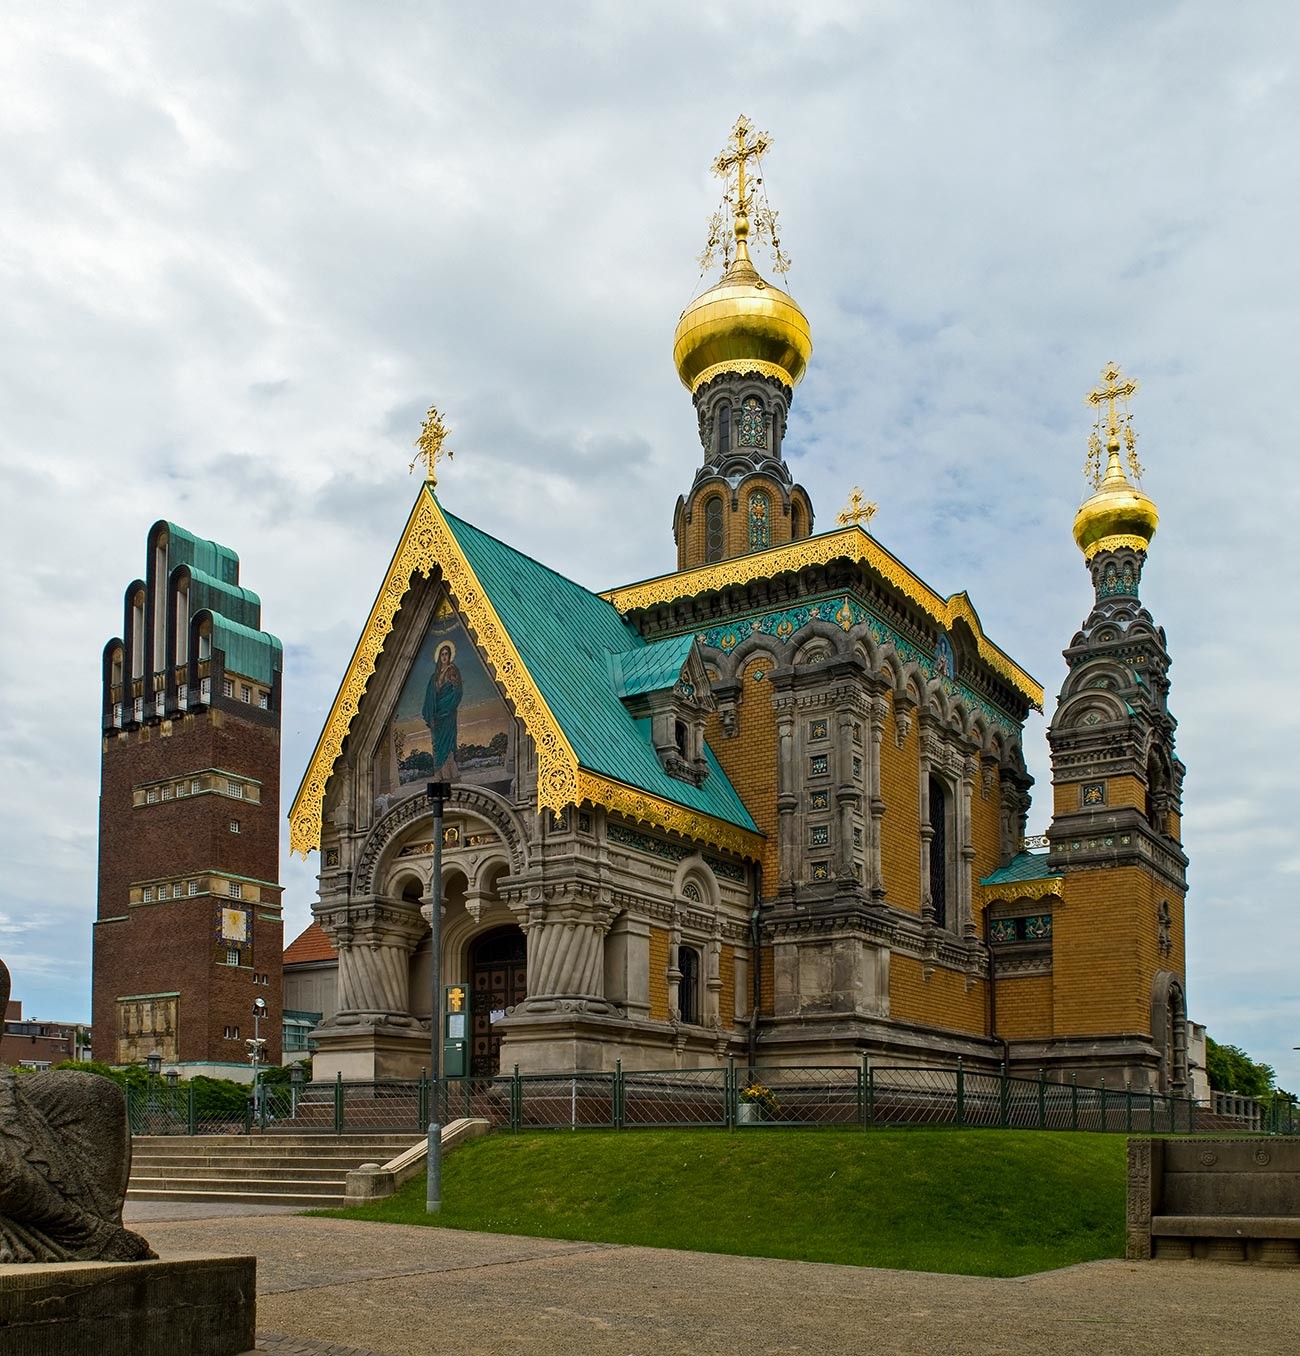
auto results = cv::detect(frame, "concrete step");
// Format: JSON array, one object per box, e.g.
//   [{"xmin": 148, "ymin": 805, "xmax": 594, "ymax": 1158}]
[
  {"xmin": 128, "ymin": 1164, "xmax": 353, "ymax": 1183},
  {"xmin": 125, "ymin": 1185, "xmax": 345, "ymax": 1207},
  {"xmin": 129, "ymin": 1175, "xmax": 346, "ymax": 1197},
  {"xmin": 130, "ymin": 1145, "xmax": 412, "ymax": 1162}
]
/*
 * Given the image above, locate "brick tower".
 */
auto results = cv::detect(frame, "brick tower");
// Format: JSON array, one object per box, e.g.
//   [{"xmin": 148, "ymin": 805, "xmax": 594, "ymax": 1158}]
[
  {"xmin": 93, "ymin": 521, "xmax": 284, "ymax": 1077},
  {"xmin": 1044, "ymin": 365, "xmax": 1189, "ymax": 1091}
]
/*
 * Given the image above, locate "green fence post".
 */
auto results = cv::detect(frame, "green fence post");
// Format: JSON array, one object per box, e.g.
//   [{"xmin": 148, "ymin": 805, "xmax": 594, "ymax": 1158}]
[
  {"xmin": 187, "ymin": 1081, "xmax": 197, "ymax": 1136},
  {"xmin": 867, "ymin": 1062, "xmax": 876, "ymax": 1128},
  {"xmin": 512, "ymin": 1064, "xmax": 521, "ymax": 1132},
  {"xmin": 727, "ymin": 1057, "xmax": 736, "ymax": 1130},
  {"xmin": 334, "ymin": 1071, "xmax": 344, "ymax": 1135},
  {"xmin": 418, "ymin": 1070, "xmax": 428, "ymax": 1127},
  {"xmin": 856, "ymin": 1056, "xmax": 865, "ymax": 1129},
  {"xmin": 1037, "ymin": 1068, "xmax": 1046, "ymax": 1129},
  {"xmin": 1187, "ymin": 1093, "xmax": 1195, "ymax": 1135},
  {"xmin": 1099, "ymin": 1079, "xmax": 1107, "ymax": 1133},
  {"xmin": 614, "ymin": 1060, "xmax": 623, "ymax": 1130},
  {"xmin": 999, "ymin": 1061, "xmax": 1009, "ymax": 1128},
  {"xmin": 1125, "ymin": 1081, "xmax": 1133, "ymax": 1134},
  {"xmin": 1167, "ymin": 1089, "xmax": 1174, "ymax": 1133},
  {"xmin": 1149, "ymin": 1088, "xmax": 1156, "ymax": 1132},
  {"xmin": 1070, "ymin": 1074, "xmax": 1078, "ymax": 1132},
  {"xmin": 956, "ymin": 1058, "xmax": 965, "ymax": 1128}
]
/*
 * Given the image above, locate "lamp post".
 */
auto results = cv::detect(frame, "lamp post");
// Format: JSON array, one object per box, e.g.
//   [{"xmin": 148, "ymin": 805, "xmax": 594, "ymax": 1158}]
[
  {"xmin": 426, "ymin": 780, "xmax": 450, "ymax": 1214},
  {"xmin": 249, "ymin": 997, "xmax": 267, "ymax": 1125},
  {"xmin": 146, "ymin": 1050, "xmax": 162, "ymax": 1078}
]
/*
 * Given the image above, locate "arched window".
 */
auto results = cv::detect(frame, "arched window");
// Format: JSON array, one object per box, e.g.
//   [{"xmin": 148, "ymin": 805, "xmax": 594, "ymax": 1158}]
[
  {"xmin": 678, "ymin": 946, "xmax": 701, "ymax": 1024},
  {"xmin": 928, "ymin": 775, "xmax": 948, "ymax": 929},
  {"xmin": 705, "ymin": 496, "xmax": 724, "ymax": 562},
  {"xmin": 718, "ymin": 405, "xmax": 731, "ymax": 453},
  {"xmin": 738, "ymin": 395, "xmax": 765, "ymax": 447},
  {"xmin": 747, "ymin": 491, "xmax": 770, "ymax": 552},
  {"xmin": 674, "ymin": 721, "xmax": 688, "ymax": 756},
  {"xmin": 791, "ymin": 499, "xmax": 807, "ymax": 540}
]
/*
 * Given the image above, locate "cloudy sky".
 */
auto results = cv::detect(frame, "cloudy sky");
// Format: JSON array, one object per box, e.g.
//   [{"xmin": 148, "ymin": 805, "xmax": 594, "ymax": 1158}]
[{"xmin": 2, "ymin": 2, "xmax": 1296, "ymax": 1088}]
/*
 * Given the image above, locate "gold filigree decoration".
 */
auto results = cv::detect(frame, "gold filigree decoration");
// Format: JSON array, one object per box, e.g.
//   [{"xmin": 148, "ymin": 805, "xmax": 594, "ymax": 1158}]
[
  {"xmin": 1081, "ymin": 533, "xmax": 1152, "ymax": 563},
  {"xmin": 411, "ymin": 404, "xmax": 453, "ymax": 485},
  {"xmin": 289, "ymin": 487, "xmax": 578, "ymax": 856},
  {"xmin": 575, "ymin": 771, "xmax": 761, "ymax": 860},
  {"xmin": 980, "ymin": 879, "xmax": 1063, "ymax": 906},
  {"xmin": 602, "ymin": 528, "xmax": 1044, "ymax": 711},
  {"xmin": 689, "ymin": 359, "xmax": 794, "ymax": 395},
  {"xmin": 288, "ymin": 487, "xmax": 765, "ymax": 859}
]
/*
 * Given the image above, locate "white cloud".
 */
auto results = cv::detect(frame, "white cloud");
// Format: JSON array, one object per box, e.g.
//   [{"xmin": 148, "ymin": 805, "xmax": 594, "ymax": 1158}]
[{"xmin": 1, "ymin": 0, "xmax": 1296, "ymax": 1087}]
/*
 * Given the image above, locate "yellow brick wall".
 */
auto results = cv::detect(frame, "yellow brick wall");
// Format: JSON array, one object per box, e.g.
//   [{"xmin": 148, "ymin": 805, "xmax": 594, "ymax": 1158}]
[
  {"xmin": 719, "ymin": 943, "xmax": 736, "ymax": 1028},
  {"xmin": 759, "ymin": 945, "xmax": 774, "ymax": 1017},
  {"xmin": 889, "ymin": 953, "xmax": 986, "ymax": 1035},
  {"xmin": 970, "ymin": 767, "xmax": 1002, "ymax": 933},
  {"xmin": 1053, "ymin": 867, "xmax": 1185, "ymax": 1037},
  {"xmin": 995, "ymin": 974, "xmax": 1053, "ymax": 1040},
  {"xmin": 880, "ymin": 690, "xmax": 921, "ymax": 912},
  {"xmin": 679, "ymin": 478, "xmax": 795, "ymax": 570},
  {"xmin": 1053, "ymin": 772, "xmax": 1147, "ymax": 817},
  {"xmin": 705, "ymin": 655, "xmax": 779, "ymax": 886},
  {"xmin": 648, "ymin": 926, "xmax": 670, "ymax": 1022}
]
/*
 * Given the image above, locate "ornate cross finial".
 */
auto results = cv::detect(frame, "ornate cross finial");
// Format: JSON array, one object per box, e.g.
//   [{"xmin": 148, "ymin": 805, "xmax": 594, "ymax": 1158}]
[
  {"xmin": 837, "ymin": 487, "xmax": 878, "ymax": 528},
  {"xmin": 697, "ymin": 115, "xmax": 790, "ymax": 277},
  {"xmin": 1085, "ymin": 362, "xmax": 1142, "ymax": 487},
  {"xmin": 411, "ymin": 404, "xmax": 453, "ymax": 485}
]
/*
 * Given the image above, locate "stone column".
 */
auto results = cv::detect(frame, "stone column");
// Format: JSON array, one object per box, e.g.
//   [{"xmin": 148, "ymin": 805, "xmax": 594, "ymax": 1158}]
[
  {"xmin": 960, "ymin": 755, "xmax": 979, "ymax": 939},
  {"xmin": 834, "ymin": 705, "xmax": 858, "ymax": 881},
  {"xmin": 866, "ymin": 694, "xmax": 888, "ymax": 900},
  {"xmin": 775, "ymin": 701, "xmax": 798, "ymax": 889},
  {"xmin": 918, "ymin": 728, "xmax": 936, "ymax": 923},
  {"xmin": 513, "ymin": 884, "xmax": 616, "ymax": 1008},
  {"xmin": 330, "ymin": 899, "xmax": 424, "ymax": 1025},
  {"xmin": 705, "ymin": 921, "xmax": 723, "ymax": 1026}
]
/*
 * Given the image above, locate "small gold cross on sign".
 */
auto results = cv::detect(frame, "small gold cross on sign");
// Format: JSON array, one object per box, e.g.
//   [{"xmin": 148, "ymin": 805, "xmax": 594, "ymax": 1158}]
[{"xmin": 837, "ymin": 487, "xmax": 878, "ymax": 528}]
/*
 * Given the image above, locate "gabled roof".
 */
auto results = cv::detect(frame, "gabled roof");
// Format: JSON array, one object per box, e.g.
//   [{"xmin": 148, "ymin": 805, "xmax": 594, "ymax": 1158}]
[
  {"xmin": 283, "ymin": 922, "xmax": 337, "ymax": 965},
  {"xmin": 609, "ymin": 634, "xmax": 698, "ymax": 699},
  {"xmin": 289, "ymin": 486, "xmax": 760, "ymax": 859}
]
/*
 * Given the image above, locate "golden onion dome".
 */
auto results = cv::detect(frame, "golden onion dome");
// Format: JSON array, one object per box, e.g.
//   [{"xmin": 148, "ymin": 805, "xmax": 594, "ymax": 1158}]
[
  {"xmin": 673, "ymin": 217, "xmax": 812, "ymax": 394},
  {"xmin": 1072, "ymin": 443, "xmax": 1159, "ymax": 561}
]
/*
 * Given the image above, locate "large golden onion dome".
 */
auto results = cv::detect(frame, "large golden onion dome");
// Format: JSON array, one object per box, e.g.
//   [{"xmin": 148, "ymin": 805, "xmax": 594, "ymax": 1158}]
[
  {"xmin": 1073, "ymin": 443, "xmax": 1159, "ymax": 560},
  {"xmin": 673, "ymin": 217, "xmax": 812, "ymax": 394}
]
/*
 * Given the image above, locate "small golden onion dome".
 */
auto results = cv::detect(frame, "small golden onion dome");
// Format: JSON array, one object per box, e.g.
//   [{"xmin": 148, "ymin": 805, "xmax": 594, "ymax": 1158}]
[
  {"xmin": 1072, "ymin": 444, "xmax": 1159, "ymax": 561},
  {"xmin": 672, "ymin": 217, "xmax": 812, "ymax": 394}
]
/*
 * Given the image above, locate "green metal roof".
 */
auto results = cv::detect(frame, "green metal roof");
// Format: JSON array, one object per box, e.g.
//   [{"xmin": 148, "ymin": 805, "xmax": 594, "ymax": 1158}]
[
  {"xmin": 610, "ymin": 634, "xmax": 697, "ymax": 699},
  {"xmin": 163, "ymin": 522, "xmax": 240, "ymax": 587},
  {"xmin": 439, "ymin": 493, "xmax": 757, "ymax": 834},
  {"xmin": 980, "ymin": 851, "xmax": 1059, "ymax": 886},
  {"xmin": 202, "ymin": 612, "xmax": 283, "ymax": 686},
  {"xmin": 183, "ymin": 566, "xmax": 262, "ymax": 630}
]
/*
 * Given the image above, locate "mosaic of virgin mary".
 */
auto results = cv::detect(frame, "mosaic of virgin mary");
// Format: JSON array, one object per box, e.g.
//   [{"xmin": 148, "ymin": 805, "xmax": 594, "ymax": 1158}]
[
  {"xmin": 422, "ymin": 640, "xmax": 463, "ymax": 777},
  {"xmin": 373, "ymin": 602, "xmax": 516, "ymax": 805}
]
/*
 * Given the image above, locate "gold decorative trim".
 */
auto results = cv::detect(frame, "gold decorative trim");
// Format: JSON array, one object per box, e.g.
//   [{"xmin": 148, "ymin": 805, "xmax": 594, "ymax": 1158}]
[
  {"xmin": 289, "ymin": 488, "xmax": 579, "ymax": 856},
  {"xmin": 1081, "ymin": 533, "xmax": 1151, "ymax": 562},
  {"xmin": 602, "ymin": 528, "xmax": 1044, "ymax": 710},
  {"xmin": 689, "ymin": 358, "xmax": 794, "ymax": 394},
  {"xmin": 289, "ymin": 487, "xmax": 763, "ymax": 860},
  {"xmin": 575, "ymin": 770, "xmax": 761, "ymax": 860},
  {"xmin": 980, "ymin": 878, "xmax": 1063, "ymax": 906}
]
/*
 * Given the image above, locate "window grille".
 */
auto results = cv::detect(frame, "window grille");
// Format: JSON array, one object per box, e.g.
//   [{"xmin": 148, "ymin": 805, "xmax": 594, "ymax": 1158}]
[
  {"xmin": 226, "ymin": 949, "xmax": 240, "ymax": 967},
  {"xmin": 227, "ymin": 780, "xmax": 243, "ymax": 798},
  {"xmin": 146, "ymin": 788, "xmax": 158, "ymax": 804},
  {"xmin": 160, "ymin": 784, "xmax": 171, "ymax": 800},
  {"xmin": 258, "ymin": 691, "xmax": 269, "ymax": 710},
  {"xmin": 191, "ymin": 778, "xmax": 201, "ymax": 794},
  {"xmin": 142, "ymin": 886, "xmax": 153, "ymax": 902},
  {"xmin": 230, "ymin": 820, "xmax": 240, "ymax": 834},
  {"xmin": 228, "ymin": 882, "xmax": 242, "ymax": 899},
  {"xmin": 187, "ymin": 880, "xmax": 199, "ymax": 896},
  {"xmin": 222, "ymin": 678, "xmax": 233, "ymax": 699},
  {"xmin": 240, "ymin": 684, "xmax": 251, "ymax": 704},
  {"xmin": 176, "ymin": 782, "xmax": 187, "ymax": 797}
]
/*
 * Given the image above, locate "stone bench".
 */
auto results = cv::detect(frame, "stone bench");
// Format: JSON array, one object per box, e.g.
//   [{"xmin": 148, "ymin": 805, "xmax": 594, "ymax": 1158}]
[{"xmin": 1127, "ymin": 1137, "xmax": 1300, "ymax": 1264}]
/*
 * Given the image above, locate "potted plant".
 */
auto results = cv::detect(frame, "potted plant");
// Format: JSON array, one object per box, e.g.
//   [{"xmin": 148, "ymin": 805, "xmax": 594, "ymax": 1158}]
[{"xmin": 737, "ymin": 1082, "xmax": 780, "ymax": 1125}]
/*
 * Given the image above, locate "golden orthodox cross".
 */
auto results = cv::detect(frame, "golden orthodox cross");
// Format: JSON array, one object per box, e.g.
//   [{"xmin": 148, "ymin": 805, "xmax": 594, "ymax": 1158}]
[
  {"xmin": 447, "ymin": 987, "xmax": 465, "ymax": 1013},
  {"xmin": 411, "ymin": 404, "xmax": 453, "ymax": 484},
  {"xmin": 837, "ymin": 487, "xmax": 878, "ymax": 528},
  {"xmin": 1086, "ymin": 362, "xmax": 1139, "ymax": 439},
  {"xmin": 711, "ymin": 114, "xmax": 772, "ymax": 216}
]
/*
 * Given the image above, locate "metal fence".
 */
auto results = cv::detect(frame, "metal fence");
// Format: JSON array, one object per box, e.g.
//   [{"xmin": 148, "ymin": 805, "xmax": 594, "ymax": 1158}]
[{"xmin": 121, "ymin": 1060, "xmax": 1294, "ymax": 1137}]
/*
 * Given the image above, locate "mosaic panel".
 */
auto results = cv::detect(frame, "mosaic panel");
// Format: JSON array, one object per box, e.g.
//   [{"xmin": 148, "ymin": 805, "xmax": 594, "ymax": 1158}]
[
  {"xmin": 809, "ymin": 790, "xmax": 829, "ymax": 811},
  {"xmin": 809, "ymin": 825, "xmax": 830, "ymax": 847},
  {"xmin": 809, "ymin": 754, "xmax": 829, "ymax": 777},
  {"xmin": 737, "ymin": 396, "xmax": 766, "ymax": 448},
  {"xmin": 808, "ymin": 718, "xmax": 829, "ymax": 740},
  {"xmin": 991, "ymin": 914, "xmax": 1054, "ymax": 944},
  {"xmin": 1098, "ymin": 559, "xmax": 1138, "ymax": 597},
  {"xmin": 748, "ymin": 491, "xmax": 771, "ymax": 551},
  {"xmin": 694, "ymin": 595, "xmax": 1020, "ymax": 735},
  {"xmin": 606, "ymin": 821, "xmax": 746, "ymax": 882},
  {"xmin": 810, "ymin": 862, "xmax": 831, "ymax": 881},
  {"xmin": 1082, "ymin": 782, "xmax": 1106, "ymax": 807}
]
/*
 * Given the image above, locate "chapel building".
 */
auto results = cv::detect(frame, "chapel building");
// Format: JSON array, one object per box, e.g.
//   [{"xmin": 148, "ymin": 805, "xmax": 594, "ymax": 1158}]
[
  {"xmin": 288, "ymin": 118, "xmax": 1190, "ymax": 1092},
  {"xmin": 94, "ymin": 522, "xmax": 285, "ymax": 1077}
]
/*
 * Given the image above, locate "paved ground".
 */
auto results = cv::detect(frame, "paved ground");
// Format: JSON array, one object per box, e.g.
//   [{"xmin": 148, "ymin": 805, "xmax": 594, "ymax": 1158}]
[{"xmin": 136, "ymin": 1211, "xmax": 1299, "ymax": 1356}]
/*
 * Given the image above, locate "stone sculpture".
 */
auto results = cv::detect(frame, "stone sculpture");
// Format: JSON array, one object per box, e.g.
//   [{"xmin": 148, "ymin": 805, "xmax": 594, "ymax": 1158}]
[{"xmin": 0, "ymin": 956, "xmax": 155, "ymax": 1263}]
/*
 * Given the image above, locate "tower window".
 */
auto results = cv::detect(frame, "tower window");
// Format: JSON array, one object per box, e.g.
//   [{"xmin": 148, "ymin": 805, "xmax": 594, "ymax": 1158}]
[
  {"xmin": 258, "ymin": 691, "xmax": 269, "ymax": 710},
  {"xmin": 738, "ymin": 396, "xmax": 765, "ymax": 447},
  {"xmin": 928, "ymin": 776, "xmax": 948, "ymax": 930},
  {"xmin": 226, "ymin": 949, "xmax": 240, "ymax": 967},
  {"xmin": 747, "ymin": 491, "xmax": 771, "ymax": 552},
  {"xmin": 678, "ymin": 946, "xmax": 701, "ymax": 1025},
  {"xmin": 230, "ymin": 819, "xmax": 241, "ymax": 834},
  {"xmin": 718, "ymin": 404, "xmax": 731, "ymax": 453},
  {"xmin": 228, "ymin": 882, "xmax": 242, "ymax": 899},
  {"xmin": 222, "ymin": 678, "xmax": 233, "ymax": 699},
  {"xmin": 240, "ymin": 684, "xmax": 252, "ymax": 704},
  {"xmin": 705, "ymin": 496, "xmax": 724, "ymax": 563}
]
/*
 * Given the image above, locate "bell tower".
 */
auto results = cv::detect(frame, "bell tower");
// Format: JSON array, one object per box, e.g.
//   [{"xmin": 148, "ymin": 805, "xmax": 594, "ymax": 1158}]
[
  {"xmin": 671, "ymin": 116, "xmax": 815, "ymax": 570},
  {"xmin": 1046, "ymin": 364, "xmax": 1190, "ymax": 1091}
]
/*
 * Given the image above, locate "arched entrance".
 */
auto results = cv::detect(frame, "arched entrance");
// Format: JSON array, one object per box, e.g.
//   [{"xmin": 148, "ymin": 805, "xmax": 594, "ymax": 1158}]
[{"xmin": 469, "ymin": 926, "xmax": 526, "ymax": 1075}]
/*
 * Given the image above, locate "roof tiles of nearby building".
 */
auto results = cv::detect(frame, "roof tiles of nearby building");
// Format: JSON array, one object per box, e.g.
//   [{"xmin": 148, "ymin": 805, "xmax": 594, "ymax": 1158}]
[
  {"xmin": 283, "ymin": 922, "xmax": 337, "ymax": 965},
  {"xmin": 441, "ymin": 497, "xmax": 757, "ymax": 833},
  {"xmin": 980, "ymin": 851, "xmax": 1059, "ymax": 886}
]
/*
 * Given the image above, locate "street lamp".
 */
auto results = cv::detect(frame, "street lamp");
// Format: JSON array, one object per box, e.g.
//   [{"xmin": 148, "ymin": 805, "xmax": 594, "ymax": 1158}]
[
  {"xmin": 249, "ymin": 997, "xmax": 268, "ymax": 1124},
  {"xmin": 164, "ymin": 1069, "xmax": 179, "ymax": 1087},
  {"xmin": 146, "ymin": 1050, "xmax": 162, "ymax": 1078},
  {"xmin": 426, "ymin": 780, "xmax": 450, "ymax": 1214}
]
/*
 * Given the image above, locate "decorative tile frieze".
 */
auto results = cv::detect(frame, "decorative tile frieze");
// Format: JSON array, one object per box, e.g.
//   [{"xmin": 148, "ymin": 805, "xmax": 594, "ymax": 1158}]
[
  {"xmin": 809, "ymin": 825, "xmax": 830, "ymax": 847},
  {"xmin": 809, "ymin": 790, "xmax": 830, "ymax": 811},
  {"xmin": 808, "ymin": 718, "xmax": 828, "ymax": 740}
]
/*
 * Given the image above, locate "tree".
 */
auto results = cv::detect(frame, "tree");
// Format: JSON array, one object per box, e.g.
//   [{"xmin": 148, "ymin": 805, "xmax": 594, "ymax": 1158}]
[{"xmin": 1204, "ymin": 1037, "xmax": 1275, "ymax": 1099}]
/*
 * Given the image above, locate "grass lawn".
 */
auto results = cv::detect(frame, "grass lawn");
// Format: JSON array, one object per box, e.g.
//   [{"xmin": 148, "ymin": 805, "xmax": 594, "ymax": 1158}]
[{"xmin": 316, "ymin": 1128, "xmax": 1127, "ymax": 1276}]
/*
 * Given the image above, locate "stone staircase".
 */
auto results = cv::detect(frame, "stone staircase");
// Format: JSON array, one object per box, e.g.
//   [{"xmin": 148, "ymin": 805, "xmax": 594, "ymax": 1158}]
[{"xmin": 127, "ymin": 1133, "xmax": 421, "ymax": 1208}]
